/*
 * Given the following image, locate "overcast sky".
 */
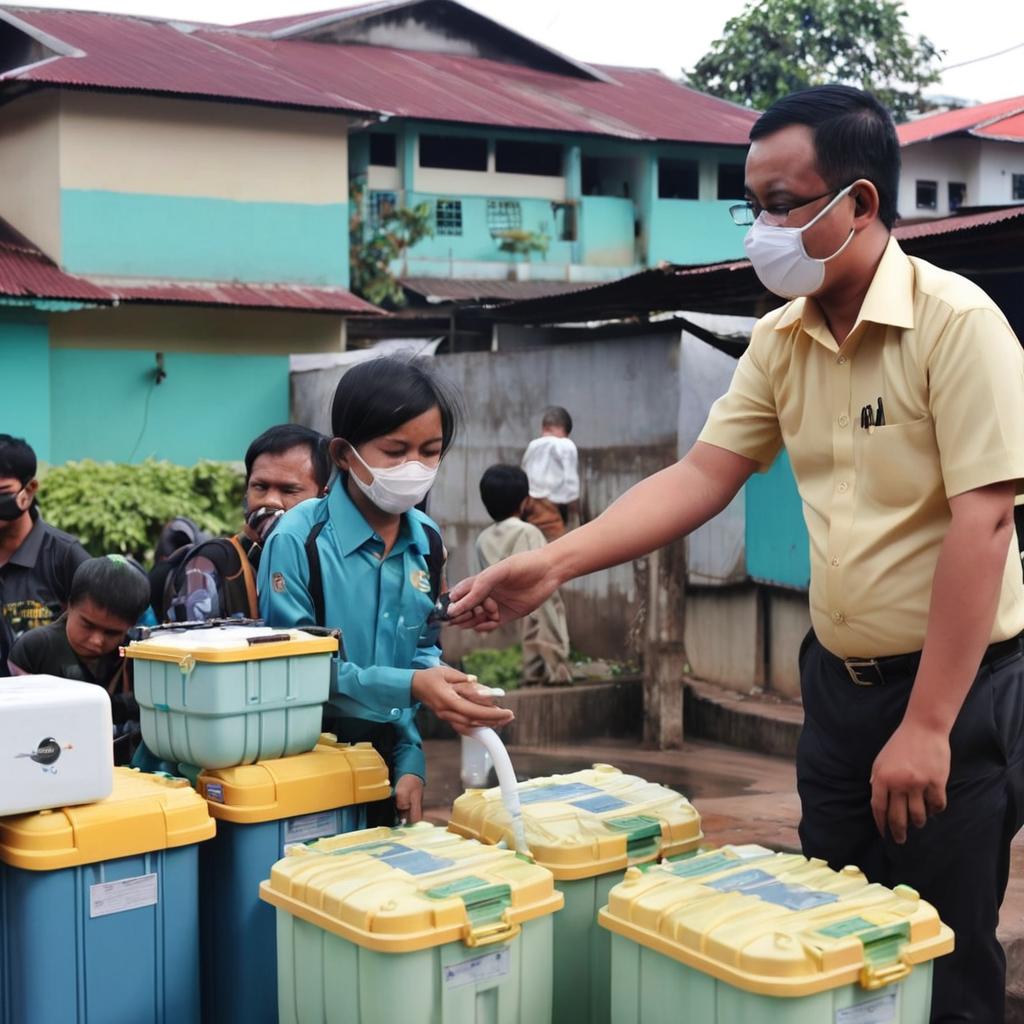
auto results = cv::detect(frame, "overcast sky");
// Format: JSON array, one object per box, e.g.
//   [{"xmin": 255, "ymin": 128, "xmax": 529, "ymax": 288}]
[{"xmin": 11, "ymin": 0, "xmax": 1024, "ymax": 104}]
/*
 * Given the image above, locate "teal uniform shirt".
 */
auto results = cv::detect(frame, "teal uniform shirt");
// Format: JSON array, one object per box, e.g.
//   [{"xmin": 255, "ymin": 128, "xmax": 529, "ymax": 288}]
[{"xmin": 257, "ymin": 477, "xmax": 443, "ymax": 781}]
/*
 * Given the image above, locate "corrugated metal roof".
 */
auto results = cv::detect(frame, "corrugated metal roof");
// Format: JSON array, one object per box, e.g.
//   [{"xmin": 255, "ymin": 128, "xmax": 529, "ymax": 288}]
[
  {"xmin": 0, "ymin": 219, "xmax": 111, "ymax": 301},
  {"xmin": 893, "ymin": 205, "xmax": 1024, "ymax": 239},
  {"xmin": 897, "ymin": 95, "xmax": 1024, "ymax": 145},
  {"xmin": 401, "ymin": 276, "xmax": 598, "ymax": 303},
  {"xmin": 91, "ymin": 276, "xmax": 384, "ymax": 313},
  {"xmin": 0, "ymin": 6, "xmax": 757, "ymax": 143},
  {"xmin": 974, "ymin": 110, "xmax": 1024, "ymax": 142}
]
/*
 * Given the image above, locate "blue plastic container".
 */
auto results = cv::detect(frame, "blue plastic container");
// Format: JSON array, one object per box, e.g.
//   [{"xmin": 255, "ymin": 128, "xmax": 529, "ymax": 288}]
[
  {"xmin": 196, "ymin": 739, "xmax": 391, "ymax": 1024},
  {"xmin": 0, "ymin": 769, "xmax": 216, "ymax": 1024}
]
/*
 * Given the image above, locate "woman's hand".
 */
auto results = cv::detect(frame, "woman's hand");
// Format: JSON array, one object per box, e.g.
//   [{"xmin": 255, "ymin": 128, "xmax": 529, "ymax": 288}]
[
  {"xmin": 411, "ymin": 666, "xmax": 514, "ymax": 731},
  {"xmin": 394, "ymin": 774, "xmax": 424, "ymax": 824}
]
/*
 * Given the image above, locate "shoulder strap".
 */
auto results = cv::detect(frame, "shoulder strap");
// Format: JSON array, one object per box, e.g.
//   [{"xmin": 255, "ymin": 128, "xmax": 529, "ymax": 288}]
[
  {"xmin": 304, "ymin": 520, "xmax": 328, "ymax": 627},
  {"xmin": 424, "ymin": 523, "xmax": 445, "ymax": 602},
  {"xmin": 226, "ymin": 534, "xmax": 259, "ymax": 619}
]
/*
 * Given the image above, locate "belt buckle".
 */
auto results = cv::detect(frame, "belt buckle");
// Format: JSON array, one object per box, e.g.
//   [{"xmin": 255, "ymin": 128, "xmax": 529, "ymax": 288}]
[{"xmin": 845, "ymin": 657, "xmax": 881, "ymax": 686}]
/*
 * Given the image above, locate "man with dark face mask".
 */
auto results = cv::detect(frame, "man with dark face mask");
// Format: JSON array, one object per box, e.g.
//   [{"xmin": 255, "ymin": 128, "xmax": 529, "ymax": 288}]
[{"xmin": 0, "ymin": 434, "xmax": 89, "ymax": 676}]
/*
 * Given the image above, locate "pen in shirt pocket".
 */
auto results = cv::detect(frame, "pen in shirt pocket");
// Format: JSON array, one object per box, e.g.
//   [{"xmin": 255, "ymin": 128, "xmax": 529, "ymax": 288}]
[{"xmin": 860, "ymin": 397, "xmax": 885, "ymax": 432}]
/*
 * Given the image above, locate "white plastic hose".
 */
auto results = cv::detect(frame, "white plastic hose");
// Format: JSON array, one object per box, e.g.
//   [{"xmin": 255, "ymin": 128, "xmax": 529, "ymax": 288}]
[{"xmin": 467, "ymin": 726, "xmax": 529, "ymax": 855}]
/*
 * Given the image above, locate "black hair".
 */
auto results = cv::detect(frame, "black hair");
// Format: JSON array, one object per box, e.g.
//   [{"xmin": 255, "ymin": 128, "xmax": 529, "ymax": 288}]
[
  {"xmin": 331, "ymin": 356, "xmax": 463, "ymax": 453},
  {"xmin": 750, "ymin": 85, "xmax": 901, "ymax": 230},
  {"xmin": 245, "ymin": 424, "xmax": 332, "ymax": 491},
  {"xmin": 541, "ymin": 406, "xmax": 573, "ymax": 434},
  {"xmin": 0, "ymin": 434, "xmax": 36, "ymax": 486},
  {"xmin": 70, "ymin": 555, "xmax": 152, "ymax": 625},
  {"xmin": 153, "ymin": 516, "xmax": 209, "ymax": 562},
  {"xmin": 480, "ymin": 464, "xmax": 530, "ymax": 522}
]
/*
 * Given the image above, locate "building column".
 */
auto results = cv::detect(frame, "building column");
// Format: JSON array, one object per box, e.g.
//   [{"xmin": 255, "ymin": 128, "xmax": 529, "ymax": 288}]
[
  {"xmin": 400, "ymin": 125, "xmax": 417, "ymax": 201},
  {"xmin": 565, "ymin": 144, "xmax": 582, "ymax": 265}
]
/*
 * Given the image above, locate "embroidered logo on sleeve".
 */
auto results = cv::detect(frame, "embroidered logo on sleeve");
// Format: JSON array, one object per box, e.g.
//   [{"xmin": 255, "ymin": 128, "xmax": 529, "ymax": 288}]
[
  {"xmin": 410, "ymin": 569, "xmax": 432, "ymax": 594},
  {"xmin": 272, "ymin": 572, "xmax": 287, "ymax": 593}
]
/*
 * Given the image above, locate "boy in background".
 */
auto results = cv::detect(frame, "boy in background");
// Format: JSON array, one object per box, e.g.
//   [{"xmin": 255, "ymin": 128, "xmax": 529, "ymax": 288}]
[
  {"xmin": 521, "ymin": 406, "xmax": 580, "ymax": 542},
  {"xmin": 8, "ymin": 555, "xmax": 152, "ymax": 763},
  {"xmin": 476, "ymin": 465, "xmax": 571, "ymax": 686}
]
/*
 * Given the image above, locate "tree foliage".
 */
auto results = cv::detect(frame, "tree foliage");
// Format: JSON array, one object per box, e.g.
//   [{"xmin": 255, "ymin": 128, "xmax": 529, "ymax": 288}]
[
  {"xmin": 349, "ymin": 181, "xmax": 435, "ymax": 307},
  {"xmin": 686, "ymin": 0, "xmax": 942, "ymax": 121},
  {"xmin": 38, "ymin": 459, "xmax": 245, "ymax": 560}
]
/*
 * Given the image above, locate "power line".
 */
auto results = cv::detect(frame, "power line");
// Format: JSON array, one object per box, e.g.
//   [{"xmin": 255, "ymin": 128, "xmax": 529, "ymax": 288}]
[{"xmin": 941, "ymin": 40, "xmax": 1024, "ymax": 72}]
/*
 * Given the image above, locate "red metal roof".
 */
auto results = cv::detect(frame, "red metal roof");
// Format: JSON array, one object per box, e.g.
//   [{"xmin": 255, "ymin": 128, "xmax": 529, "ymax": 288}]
[
  {"xmin": 891, "ymin": 204, "xmax": 1024, "ymax": 240},
  {"xmin": 0, "ymin": 220, "xmax": 111, "ymax": 302},
  {"xmin": 974, "ymin": 110, "xmax": 1024, "ymax": 142},
  {"xmin": 897, "ymin": 95, "xmax": 1024, "ymax": 145},
  {"xmin": 0, "ymin": 7, "xmax": 757, "ymax": 143}
]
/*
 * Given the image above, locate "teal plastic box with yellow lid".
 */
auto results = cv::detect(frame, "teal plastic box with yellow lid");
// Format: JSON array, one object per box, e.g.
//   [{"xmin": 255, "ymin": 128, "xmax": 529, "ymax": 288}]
[
  {"xmin": 196, "ymin": 735, "xmax": 391, "ymax": 1024},
  {"xmin": 124, "ymin": 623, "xmax": 338, "ymax": 769},
  {"xmin": 599, "ymin": 844, "xmax": 954, "ymax": 1023},
  {"xmin": 259, "ymin": 822, "xmax": 564, "ymax": 1024},
  {"xmin": 0, "ymin": 767, "xmax": 216, "ymax": 1024},
  {"xmin": 448, "ymin": 763, "xmax": 703, "ymax": 1024}
]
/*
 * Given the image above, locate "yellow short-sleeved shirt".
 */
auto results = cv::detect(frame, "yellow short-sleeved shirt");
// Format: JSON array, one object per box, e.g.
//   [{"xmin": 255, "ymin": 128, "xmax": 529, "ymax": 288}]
[{"xmin": 700, "ymin": 237, "xmax": 1024, "ymax": 658}]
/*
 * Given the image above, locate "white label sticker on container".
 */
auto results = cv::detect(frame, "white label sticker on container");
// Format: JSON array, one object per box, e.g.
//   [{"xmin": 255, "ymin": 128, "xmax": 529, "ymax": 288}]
[
  {"xmin": 836, "ymin": 992, "xmax": 898, "ymax": 1024},
  {"xmin": 89, "ymin": 873, "xmax": 158, "ymax": 918},
  {"xmin": 443, "ymin": 950, "xmax": 510, "ymax": 990},
  {"xmin": 282, "ymin": 810, "xmax": 340, "ymax": 854}
]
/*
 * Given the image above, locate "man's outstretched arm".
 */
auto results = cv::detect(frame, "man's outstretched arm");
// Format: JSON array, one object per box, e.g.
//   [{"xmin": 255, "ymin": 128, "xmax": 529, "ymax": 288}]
[{"xmin": 448, "ymin": 442, "xmax": 758, "ymax": 630}]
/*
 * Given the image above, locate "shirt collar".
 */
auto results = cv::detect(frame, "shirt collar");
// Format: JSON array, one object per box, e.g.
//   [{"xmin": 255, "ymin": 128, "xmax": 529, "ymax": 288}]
[
  {"xmin": 8, "ymin": 515, "xmax": 47, "ymax": 568},
  {"xmin": 326, "ymin": 476, "xmax": 430, "ymax": 558},
  {"xmin": 773, "ymin": 236, "xmax": 915, "ymax": 346}
]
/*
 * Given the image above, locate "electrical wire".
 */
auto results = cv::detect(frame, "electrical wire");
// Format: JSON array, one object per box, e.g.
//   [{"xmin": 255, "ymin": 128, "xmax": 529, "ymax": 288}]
[
  {"xmin": 941, "ymin": 40, "xmax": 1024, "ymax": 72},
  {"xmin": 128, "ymin": 379, "xmax": 157, "ymax": 463}
]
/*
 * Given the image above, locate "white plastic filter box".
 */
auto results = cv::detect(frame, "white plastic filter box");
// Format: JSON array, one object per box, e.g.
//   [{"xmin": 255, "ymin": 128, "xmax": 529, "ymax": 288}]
[
  {"xmin": 0, "ymin": 675, "xmax": 113, "ymax": 816},
  {"xmin": 126, "ymin": 625, "xmax": 338, "ymax": 770}
]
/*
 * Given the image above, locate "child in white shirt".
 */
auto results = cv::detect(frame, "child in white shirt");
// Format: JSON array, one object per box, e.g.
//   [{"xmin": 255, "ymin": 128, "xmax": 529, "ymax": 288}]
[{"xmin": 521, "ymin": 406, "xmax": 579, "ymax": 541}]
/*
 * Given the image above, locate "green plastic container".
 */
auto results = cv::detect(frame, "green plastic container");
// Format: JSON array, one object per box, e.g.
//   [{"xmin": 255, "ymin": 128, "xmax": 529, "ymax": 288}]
[
  {"xmin": 259, "ymin": 823, "xmax": 564, "ymax": 1024},
  {"xmin": 600, "ymin": 844, "xmax": 954, "ymax": 1024},
  {"xmin": 125, "ymin": 625, "xmax": 337, "ymax": 770},
  {"xmin": 448, "ymin": 764, "xmax": 703, "ymax": 1024}
]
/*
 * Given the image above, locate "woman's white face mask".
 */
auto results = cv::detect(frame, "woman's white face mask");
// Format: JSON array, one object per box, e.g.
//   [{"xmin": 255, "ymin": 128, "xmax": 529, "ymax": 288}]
[
  {"xmin": 743, "ymin": 183, "xmax": 856, "ymax": 299},
  {"xmin": 346, "ymin": 444, "xmax": 439, "ymax": 515}
]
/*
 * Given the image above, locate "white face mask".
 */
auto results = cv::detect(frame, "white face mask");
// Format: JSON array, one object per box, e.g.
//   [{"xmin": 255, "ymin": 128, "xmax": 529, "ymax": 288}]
[
  {"xmin": 743, "ymin": 184, "xmax": 856, "ymax": 299},
  {"xmin": 346, "ymin": 444, "xmax": 439, "ymax": 515}
]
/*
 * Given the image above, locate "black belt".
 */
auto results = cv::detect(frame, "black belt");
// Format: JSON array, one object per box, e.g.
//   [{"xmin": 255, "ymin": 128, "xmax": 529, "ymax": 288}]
[{"xmin": 838, "ymin": 634, "xmax": 1024, "ymax": 687}]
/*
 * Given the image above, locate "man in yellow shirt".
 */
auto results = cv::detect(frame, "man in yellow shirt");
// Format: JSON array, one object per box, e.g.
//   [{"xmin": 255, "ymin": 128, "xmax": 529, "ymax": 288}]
[{"xmin": 450, "ymin": 85, "xmax": 1024, "ymax": 1022}]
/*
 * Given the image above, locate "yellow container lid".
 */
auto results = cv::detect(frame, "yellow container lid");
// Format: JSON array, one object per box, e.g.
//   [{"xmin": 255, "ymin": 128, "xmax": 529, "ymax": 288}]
[
  {"xmin": 258, "ymin": 822, "xmax": 564, "ymax": 954},
  {"xmin": 123, "ymin": 625, "xmax": 337, "ymax": 668},
  {"xmin": 598, "ymin": 845, "xmax": 954, "ymax": 997},
  {"xmin": 197, "ymin": 736, "xmax": 391, "ymax": 824},
  {"xmin": 0, "ymin": 767, "xmax": 216, "ymax": 871},
  {"xmin": 448, "ymin": 764, "xmax": 703, "ymax": 880}
]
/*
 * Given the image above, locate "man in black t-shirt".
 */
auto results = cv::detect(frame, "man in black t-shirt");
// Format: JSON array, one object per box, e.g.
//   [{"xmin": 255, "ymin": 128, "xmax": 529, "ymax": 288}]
[{"xmin": 0, "ymin": 435, "xmax": 88, "ymax": 676}]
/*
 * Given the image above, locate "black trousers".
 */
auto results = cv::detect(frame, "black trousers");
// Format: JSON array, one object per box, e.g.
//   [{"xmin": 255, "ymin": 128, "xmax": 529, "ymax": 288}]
[{"xmin": 797, "ymin": 633, "xmax": 1024, "ymax": 1023}]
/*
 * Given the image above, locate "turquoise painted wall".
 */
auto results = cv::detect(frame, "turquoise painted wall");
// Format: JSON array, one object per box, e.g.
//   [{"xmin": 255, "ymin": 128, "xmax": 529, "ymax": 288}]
[
  {"xmin": 61, "ymin": 190, "xmax": 348, "ymax": 286},
  {"xmin": 49, "ymin": 348, "xmax": 289, "ymax": 465},
  {"xmin": 0, "ymin": 311, "xmax": 51, "ymax": 463},
  {"xmin": 579, "ymin": 196, "xmax": 636, "ymax": 266},
  {"xmin": 745, "ymin": 450, "xmax": 811, "ymax": 590},
  {"xmin": 648, "ymin": 199, "xmax": 748, "ymax": 265},
  {"xmin": 405, "ymin": 192, "xmax": 574, "ymax": 265}
]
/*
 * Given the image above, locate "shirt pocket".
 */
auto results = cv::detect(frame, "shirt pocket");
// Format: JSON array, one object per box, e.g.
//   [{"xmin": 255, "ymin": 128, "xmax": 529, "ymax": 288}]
[{"xmin": 854, "ymin": 415, "xmax": 942, "ymax": 510}]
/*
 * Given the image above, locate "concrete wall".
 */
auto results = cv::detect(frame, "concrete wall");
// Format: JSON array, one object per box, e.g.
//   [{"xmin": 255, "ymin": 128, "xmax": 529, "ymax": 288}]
[
  {"xmin": 898, "ymin": 138, "xmax": 982, "ymax": 218},
  {"xmin": 685, "ymin": 587, "xmax": 763, "ymax": 692},
  {"xmin": 0, "ymin": 90, "xmax": 61, "ymax": 261},
  {"xmin": 0, "ymin": 311, "xmax": 52, "ymax": 462},
  {"xmin": 292, "ymin": 332, "xmax": 682, "ymax": 661},
  {"xmin": 978, "ymin": 140, "xmax": 1024, "ymax": 207}
]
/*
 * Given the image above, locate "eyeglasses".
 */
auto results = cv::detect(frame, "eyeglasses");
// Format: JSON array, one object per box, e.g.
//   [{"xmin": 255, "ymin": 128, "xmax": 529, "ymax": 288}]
[{"xmin": 728, "ymin": 188, "xmax": 841, "ymax": 227}]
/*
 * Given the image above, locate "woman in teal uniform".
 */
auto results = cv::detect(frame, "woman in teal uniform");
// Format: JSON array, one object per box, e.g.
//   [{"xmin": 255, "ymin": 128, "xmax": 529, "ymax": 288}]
[{"xmin": 258, "ymin": 357, "xmax": 511, "ymax": 824}]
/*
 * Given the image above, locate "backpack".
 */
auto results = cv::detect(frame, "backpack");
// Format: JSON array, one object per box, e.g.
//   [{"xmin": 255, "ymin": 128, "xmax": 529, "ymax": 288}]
[
  {"xmin": 152, "ymin": 535, "xmax": 258, "ymax": 623},
  {"xmin": 304, "ymin": 519, "xmax": 444, "ymax": 627}
]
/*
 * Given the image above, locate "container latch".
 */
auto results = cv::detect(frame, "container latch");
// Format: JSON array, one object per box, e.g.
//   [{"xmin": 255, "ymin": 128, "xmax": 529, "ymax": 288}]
[
  {"xmin": 857, "ymin": 923, "xmax": 912, "ymax": 990},
  {"xmin": 426, "ymin": 877, "xmax": 518, "ymax": 947}
]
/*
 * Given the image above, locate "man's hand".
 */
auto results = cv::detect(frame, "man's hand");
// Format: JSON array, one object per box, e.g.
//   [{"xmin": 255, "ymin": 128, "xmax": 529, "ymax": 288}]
[
  {"xmin": 870, "ymin": 719, "xmax": 950, "ymax": 844},
  {"xmin": 394, "ymin": 774, "xmax": 424, "ymax": 824},
  {"xmin": 447, "ymin": 548, "xmax": 559, "ymax": 632},
  {"xmin": 411, "ymin": 666, "xmax": 514, "ymax": 730}
]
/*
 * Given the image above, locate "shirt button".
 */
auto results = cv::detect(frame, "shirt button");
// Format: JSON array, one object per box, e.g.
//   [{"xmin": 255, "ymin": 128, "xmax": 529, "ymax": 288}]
[
  {"xmin": 832, "ymin": 610, "xmax": 845, "ymax": 624},
  {"xmin": 838, "ymin": 480, "xmax": 849, "ymax": 493},
  {"xmin": 837, "ymin": 355, "xmax": 848, "ymax": 365},
  {"xmin": 831, "ymin": 556, "xmax": 840, "ymax": 567},
  {"xmin": 390, "ymin": 708, "xmax": 400, "ymax": 718},
  {"xmin": 838, "ymin": 414, "xmax": 849, "ymax": 427},
  {"xmin": 383, "ymin": 612, "xmax": 390, "ymax": 619}
]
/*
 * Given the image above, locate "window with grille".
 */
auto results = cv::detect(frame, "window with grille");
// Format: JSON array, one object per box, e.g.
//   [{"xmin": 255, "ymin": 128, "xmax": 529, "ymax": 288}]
[
  {"xmin": 915, "ymin": 180, "xmax": 938, "ymax": 210},
  {"xmin": 1013, "ymin": 174, "xmax": 1024, "ymax": 201},
  {"xmin": 486, "ymin": 200, "xmax": 522, "ymax": 234},
  {"xmin": 948, "ymin": 182, "xmax": 966, "ymax": 212},
  {"xmin": 368, "ymin": 190, "xmax": 397, "ymax": 230},
  {"xmin": 435, "ymin": 199, "xmax": 463, "ymax": 236}
]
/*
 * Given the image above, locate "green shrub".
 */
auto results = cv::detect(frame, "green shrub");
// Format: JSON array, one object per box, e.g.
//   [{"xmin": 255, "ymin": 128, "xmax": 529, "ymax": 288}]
[
  {"xmin": 462, "ymin": 645, "xmax": 523, "ymax": 691},
  {"xmin": 38, "ymin": 459, "xmax": 245, "ymax": 560}
]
